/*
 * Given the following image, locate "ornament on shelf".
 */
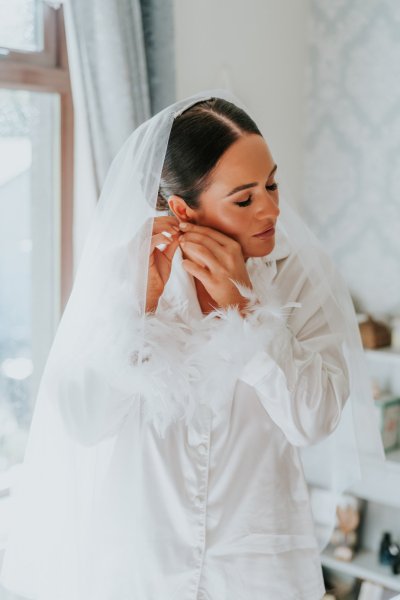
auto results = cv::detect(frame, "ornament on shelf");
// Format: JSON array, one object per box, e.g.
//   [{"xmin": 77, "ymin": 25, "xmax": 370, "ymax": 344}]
[
  {"xmin": 358, "ymin": 314, "xmax": 391, "ymax": 349},
  {"xmin": 329, "ymin": 494, "xmax": 365, "ymax": 562}
]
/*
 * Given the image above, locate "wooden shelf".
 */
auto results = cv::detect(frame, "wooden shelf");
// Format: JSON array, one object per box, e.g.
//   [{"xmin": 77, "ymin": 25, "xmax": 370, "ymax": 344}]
[{"xmin": 321, "ymin": 546, "xmax": 400, "ymax": 592}]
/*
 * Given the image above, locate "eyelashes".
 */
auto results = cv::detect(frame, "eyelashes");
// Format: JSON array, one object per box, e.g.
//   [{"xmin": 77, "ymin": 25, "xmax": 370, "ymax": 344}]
[{"xmin": 235, "ymin": 182, "xmax": 279, "ymax": 207}]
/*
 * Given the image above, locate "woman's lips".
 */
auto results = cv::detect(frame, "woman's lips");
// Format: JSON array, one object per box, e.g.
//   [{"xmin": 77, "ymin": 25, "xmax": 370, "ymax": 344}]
[{"xmin": 252, "ymin": 226, "xmax": 275, "ymax": 239}]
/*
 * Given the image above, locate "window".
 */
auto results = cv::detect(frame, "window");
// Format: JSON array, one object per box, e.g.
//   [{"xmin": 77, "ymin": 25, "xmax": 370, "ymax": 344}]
[
  {"xmin": 0, "ymin": 0, "xmax": 57, "ymax": 64},
  {"xmin": 0, "ymin": 1, "xmax": 73, "ymax": 492}
]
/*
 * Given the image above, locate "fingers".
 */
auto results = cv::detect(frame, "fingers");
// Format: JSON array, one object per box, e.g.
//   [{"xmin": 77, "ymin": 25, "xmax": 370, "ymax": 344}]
[
  {"xmin": 181, "ymin": 258, "xmax": 213, "ymax": 289},
  {"xmin": 162, "ymin": 235, "xmax": 181, "ymax": 262},
  {"xmin": 151, "ymin": 230, "xmax": 179, "ymax": 253},
  {"xmin": 179, "ymin": 231, "xmax": 231, "ymax": 263},
  {"xmin": 153, "ymin": 215, "xmax": 180, "ymax": 234},
  {"xmin": 152, "ymin": 218, "xmax": 180, "ymax": 251},
  {"xmin": 179, "ymin": 222, "xmax": 238, "ymax": 247},
  {"xmin": 179, "ymin": 240, "xmax": 220, "ymax": 273}
]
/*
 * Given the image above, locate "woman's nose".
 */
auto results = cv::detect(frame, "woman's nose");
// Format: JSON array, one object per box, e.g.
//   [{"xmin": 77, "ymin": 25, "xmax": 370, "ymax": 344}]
[{"xmin": 256, "ymin": 193, "xmax": 280, "ymax": 219}]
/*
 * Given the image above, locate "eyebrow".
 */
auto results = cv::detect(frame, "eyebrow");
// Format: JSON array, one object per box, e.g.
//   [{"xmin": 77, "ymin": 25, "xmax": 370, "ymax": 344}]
[{"xmin": 225, "ymin": 164, "xmax": 278, "ymax": 197}]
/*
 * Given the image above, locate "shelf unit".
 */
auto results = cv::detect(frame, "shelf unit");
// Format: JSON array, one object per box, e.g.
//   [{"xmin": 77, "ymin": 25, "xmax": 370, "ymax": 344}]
[
  {"xmin": 321, "ymin": 547, "xmax": 400, "ymax": 593},
  {"xmin": 344, "ymin": 448, "xmax": 400, "ymax": 509},
  {"xmin": 320, "ymin": 346, "xmax": 400, "ymax": 593},
  {"xmin": 344, "ymin": 346, "xmax": 400, "ymax": 507}
]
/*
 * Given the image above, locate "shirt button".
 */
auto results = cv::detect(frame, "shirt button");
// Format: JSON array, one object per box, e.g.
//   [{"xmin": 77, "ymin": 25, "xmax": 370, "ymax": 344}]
[
  {"xmin": 194, "ymin": 494, "xmax": 203, "ymax": 507},
  {"xmin": 198, "ymin": 443, "xmax": 207, "ymax": 455}
]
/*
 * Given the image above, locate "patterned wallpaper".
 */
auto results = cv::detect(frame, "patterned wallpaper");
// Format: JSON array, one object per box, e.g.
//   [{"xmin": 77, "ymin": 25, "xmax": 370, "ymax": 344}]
[{"xmin": 302, "ymin": 0, "xmax": 400, "ymax": 318}]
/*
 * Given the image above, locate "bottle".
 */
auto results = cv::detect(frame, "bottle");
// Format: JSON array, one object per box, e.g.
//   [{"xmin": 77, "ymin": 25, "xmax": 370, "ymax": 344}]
[
  {"xmin": 393, "ymin": 552, "xmax": 400, "ymax": 575},
  {"xmin": 389, "ymin": 542, "xmax": 400, "ymax": 566},
  {"xmin": 379, "ymin": 532, "xmax": 393, "ymax": 565}
]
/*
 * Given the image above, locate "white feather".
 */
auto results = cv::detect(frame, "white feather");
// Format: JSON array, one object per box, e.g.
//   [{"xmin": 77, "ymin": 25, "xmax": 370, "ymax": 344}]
[{"xmin": 120, "ymin": 258, "xmax": 303, "ymax": 438}]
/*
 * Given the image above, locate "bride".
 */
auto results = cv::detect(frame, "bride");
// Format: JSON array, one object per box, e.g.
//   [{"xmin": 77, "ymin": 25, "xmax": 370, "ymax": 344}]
[
  {"xmin": 0, "ymin": 90, "xmax": 385, "ymax": 600},
  {"xmin": 148, "ymin": 130, "xmax": 280, "ymax": 317}
]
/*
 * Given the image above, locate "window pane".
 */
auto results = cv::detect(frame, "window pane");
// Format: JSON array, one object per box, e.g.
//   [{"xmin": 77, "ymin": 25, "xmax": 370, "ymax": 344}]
[
  {"xmin": 0, "ymin": 89, "xmax": 60, "ymax": 474},
  {"xmin": 0, "ymin": 0, "xmax": 44, "ymax": 52}
]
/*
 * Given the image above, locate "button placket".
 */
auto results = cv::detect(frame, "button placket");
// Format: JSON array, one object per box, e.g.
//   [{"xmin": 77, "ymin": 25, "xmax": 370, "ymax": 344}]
[
  {"xmin": 186, "ymin": 408, "xmax": 213, "ymax": 599},
  {"xmin": 193, "ymin": 494, "xmax": 203, "ymax": 508},
  {"xmin": 197, "ymin": 442, "xmax": 207, "ymax": 456},
  {"xmin": 192, "ymin": 440, "xmax": 209, "ymax": 507}
]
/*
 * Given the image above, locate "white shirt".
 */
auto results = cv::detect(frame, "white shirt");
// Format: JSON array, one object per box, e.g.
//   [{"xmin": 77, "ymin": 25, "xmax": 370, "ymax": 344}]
[{"xmin": 50, "ymin": 238, "xmax": 350, "ymax": 600}]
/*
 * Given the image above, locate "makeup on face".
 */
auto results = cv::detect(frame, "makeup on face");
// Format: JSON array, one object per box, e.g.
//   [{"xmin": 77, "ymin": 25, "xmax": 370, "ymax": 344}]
[
  {"xmin": 252, "ymin": 225, "xmax": 276, "ymax": 240},
  {"xmin": 171, "ymin": 136, "xmax": 280, "ymax": 258}
]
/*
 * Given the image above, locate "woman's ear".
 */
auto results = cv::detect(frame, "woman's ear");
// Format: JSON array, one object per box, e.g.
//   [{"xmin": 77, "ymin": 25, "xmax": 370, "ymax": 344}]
[{"xmin": 168, "ymin": 194, "xmax": 194, "ymax": 223}]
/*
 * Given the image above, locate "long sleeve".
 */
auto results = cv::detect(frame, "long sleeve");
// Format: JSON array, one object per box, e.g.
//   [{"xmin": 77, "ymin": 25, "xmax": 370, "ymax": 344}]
[
  {"xmin": 168, "ymin": 296, "xmax": 347, "ymax": 449},
  {"xmin": 54, "ymin": 304, "xmax": 195, "ymax": 445},
  {"xmin": 238, "ymin": 307, "xmax": 350, "ymax": 448},
  {"xmin": 55, "ymin": 363, "xmax": 136, "ymax": 447},
  {"xmin": 236, "ymin": 257, "xmax": 351, "ymax": 448},
  {"xmin": 54, "ymin": 247, "xmax": 350, "ymax": 448}
]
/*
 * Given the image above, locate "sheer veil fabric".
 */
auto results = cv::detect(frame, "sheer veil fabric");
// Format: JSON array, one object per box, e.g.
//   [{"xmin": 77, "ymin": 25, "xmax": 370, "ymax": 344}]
[{"xmin": 0, "ymin": 88, "xmax": 385, "ymax": 599}]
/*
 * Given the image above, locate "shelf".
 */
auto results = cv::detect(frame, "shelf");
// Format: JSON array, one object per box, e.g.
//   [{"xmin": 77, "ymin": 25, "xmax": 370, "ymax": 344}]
[
  {"xmin": 386, "ymin": 447, "xmax": 400, "ymax": 464},
  {"xmin": 321, "ymin": 546, "xmax": 400, "ymax": 592},
  {"xmin": 365, "ymin": 347, "xmax": 400, "ymax": 361},
  {"xmin": 346, "ymin": 450, "xmax": 400, "ymax": 508}
]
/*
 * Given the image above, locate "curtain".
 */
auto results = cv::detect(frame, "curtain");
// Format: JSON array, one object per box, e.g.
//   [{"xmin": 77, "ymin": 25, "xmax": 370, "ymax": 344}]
[
  {"xmin": 45, "ymin": 0, "xmax": 175, "ymax": 271},
  {"xmin": 66, "ymin": 0, "xmax": 175, "ymax": 192},
  {"xmin": 140, "ymin": 0, "xmax": 175, "ymax": 116},
  {"xmin": 67, "ymin": 0, "xmax": 151, "ymax": 193}
]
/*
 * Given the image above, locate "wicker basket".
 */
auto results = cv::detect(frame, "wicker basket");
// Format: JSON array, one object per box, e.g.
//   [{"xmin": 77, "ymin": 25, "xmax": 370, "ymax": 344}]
[{"xmin": 359, "ymin": 314, "xmax": 391, "ymax": 349}]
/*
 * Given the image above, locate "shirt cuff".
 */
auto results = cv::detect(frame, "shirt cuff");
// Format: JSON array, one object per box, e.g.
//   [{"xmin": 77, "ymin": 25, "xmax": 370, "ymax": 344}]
[{"xmin": 239, "ymin": 350, "xmax": 277, "ymax": 387}]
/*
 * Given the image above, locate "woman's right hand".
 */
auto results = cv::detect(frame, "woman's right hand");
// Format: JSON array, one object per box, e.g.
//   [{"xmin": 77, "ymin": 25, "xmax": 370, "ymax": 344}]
[{"xmin": 146, "ymin": 216, "xmax": 182, "ymax": 312}]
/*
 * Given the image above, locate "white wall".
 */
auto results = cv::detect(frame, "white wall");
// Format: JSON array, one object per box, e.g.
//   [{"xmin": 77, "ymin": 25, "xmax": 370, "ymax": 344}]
[{"xmin": 173, "ymin": 0, "xmax": 310, "ymax": 208}]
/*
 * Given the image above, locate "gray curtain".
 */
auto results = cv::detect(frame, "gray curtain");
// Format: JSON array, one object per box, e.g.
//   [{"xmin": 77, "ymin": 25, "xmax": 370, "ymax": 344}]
[
  {"xmin": 140, "ymin": 0, "xmax": 175, "ymax": 116},
  {"xmin": 68, "ymin": 0, "xmax": 175, "ymax": 195}
]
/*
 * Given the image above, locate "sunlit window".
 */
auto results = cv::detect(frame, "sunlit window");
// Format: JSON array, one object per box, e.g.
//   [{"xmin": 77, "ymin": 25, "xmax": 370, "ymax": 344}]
[
  {"xmin": 0, "ymin": 88, "xmax": 61, "ymax": 470},
  {"xmin": 0, "ymin": 0, "xmax": 44, "ymax": 53},
  {"xmin": 0, "ymin": 3, "xmax": 73, "ymax": 575}
]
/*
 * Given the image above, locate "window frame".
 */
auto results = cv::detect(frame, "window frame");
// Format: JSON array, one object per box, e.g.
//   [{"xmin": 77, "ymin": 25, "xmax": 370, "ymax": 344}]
[
  {"xmin": 0, "ymin": 3, "xmax": 74, "ymax": 506},
  {"xmin": 0, "ymin": 4, "xmax": 74, "ymax": 314},
  {"xmin": 0, "ymin": 3, "xmax": 58, "ymax": 67}
]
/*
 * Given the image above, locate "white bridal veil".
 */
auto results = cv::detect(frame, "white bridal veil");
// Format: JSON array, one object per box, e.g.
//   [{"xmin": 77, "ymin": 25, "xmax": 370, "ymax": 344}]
[{"xmin": 0, "ymin": 88, "xmax": 385, "ymax": 600}]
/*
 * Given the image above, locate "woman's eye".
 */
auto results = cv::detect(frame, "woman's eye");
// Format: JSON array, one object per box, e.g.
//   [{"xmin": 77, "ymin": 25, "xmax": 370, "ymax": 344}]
[
  {"xmin": 235, "ymin": 197, "xmax": 252, "ymax": 207},
  {"xmin": 234, "ymin": 182, "xmax": 279, "ymax": 207}
]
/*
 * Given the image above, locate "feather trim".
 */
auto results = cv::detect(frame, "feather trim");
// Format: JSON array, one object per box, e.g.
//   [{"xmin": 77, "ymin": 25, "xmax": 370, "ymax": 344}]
[
  {"xmin": 128, "ymin": 261, "xmax": 302, "ymax": 438},
  {"xmin": 181, "ymin": 276, "xmax": 301, "ymax": 424},
  {"xmin": 62, "ymin": 259, "xmax": 302, "ymax": 439}
]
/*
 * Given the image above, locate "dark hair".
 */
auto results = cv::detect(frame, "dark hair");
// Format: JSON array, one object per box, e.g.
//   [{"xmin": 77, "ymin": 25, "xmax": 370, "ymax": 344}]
[{"xmin": 157, "ymin": 97, "xmax": 262, "ymax": 213}]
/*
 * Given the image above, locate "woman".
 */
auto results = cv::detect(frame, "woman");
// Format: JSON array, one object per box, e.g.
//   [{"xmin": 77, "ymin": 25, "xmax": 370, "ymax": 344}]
[
  {"xmin": 0, "ymin": 90, "xmax": 384, "ymax": 600},
  {"xmin": 148, "ymin": 128, "xmax": 281, "ymax": 316}
]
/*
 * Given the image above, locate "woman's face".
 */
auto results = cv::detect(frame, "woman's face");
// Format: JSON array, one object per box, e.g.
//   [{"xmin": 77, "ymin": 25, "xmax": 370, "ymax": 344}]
[{"xmin": 168, "ymin": 134, "xmax": 280, "ymax": 260}]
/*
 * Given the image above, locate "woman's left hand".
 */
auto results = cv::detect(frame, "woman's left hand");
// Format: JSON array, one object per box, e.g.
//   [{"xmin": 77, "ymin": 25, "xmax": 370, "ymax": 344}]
[{"xmin": 178, "ymin": 222, "xmax": 253, "ymax": 313}]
